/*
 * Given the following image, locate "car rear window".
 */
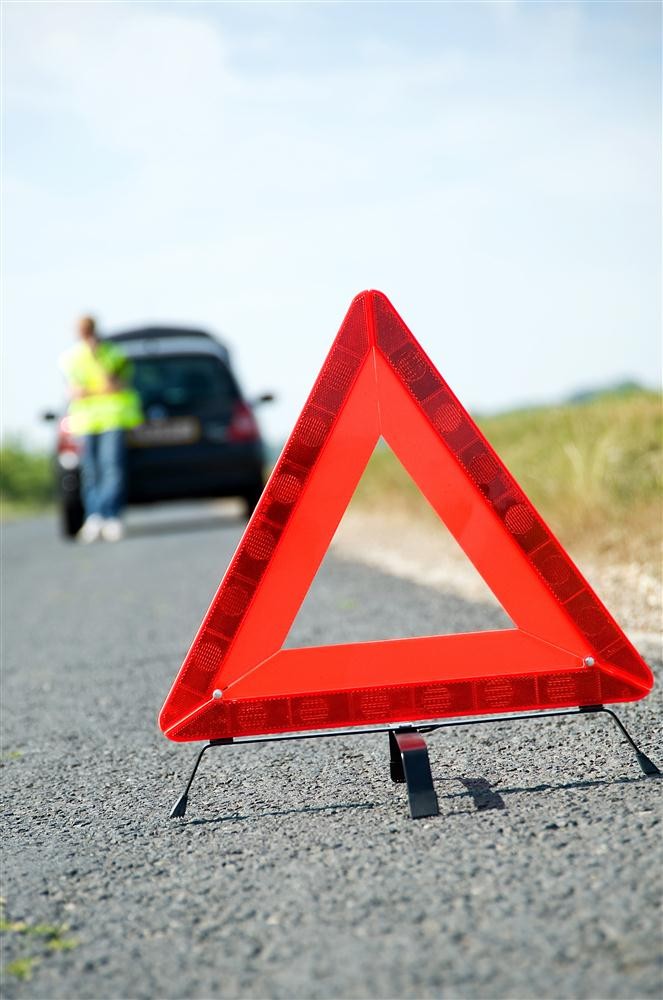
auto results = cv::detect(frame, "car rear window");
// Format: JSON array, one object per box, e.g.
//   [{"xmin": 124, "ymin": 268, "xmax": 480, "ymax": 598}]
[{"xmin": 132, "ymin": 355, "xmax": 238, "ymax": 411}]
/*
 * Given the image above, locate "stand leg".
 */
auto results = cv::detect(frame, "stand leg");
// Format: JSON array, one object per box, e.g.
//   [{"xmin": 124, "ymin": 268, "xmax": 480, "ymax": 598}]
[
  {"xmin": 389, "ymin": 729, "xmax": 406, "ymax": 783},
  {"xmin": 391, "ymin": 729, "xmax": 439, "ymax": 819},
  {"xmin": 169, "ymin": 742, "xmax": 217, "ymax": 818},
  {"xmin": 581, "ymin": 706, "xmax": 661, "ymax": 777}
]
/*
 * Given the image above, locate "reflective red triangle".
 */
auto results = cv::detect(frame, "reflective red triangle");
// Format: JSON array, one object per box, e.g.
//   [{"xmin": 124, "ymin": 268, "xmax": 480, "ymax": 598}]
[{"xmin": 160, "ymin": 291, "xmax": 653, "ymax": 742}]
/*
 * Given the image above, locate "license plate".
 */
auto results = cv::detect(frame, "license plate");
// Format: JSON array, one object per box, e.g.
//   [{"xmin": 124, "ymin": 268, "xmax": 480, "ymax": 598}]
[{"xmin": 127, "ymin": 417, "xmax": 200, "ymax": 447}]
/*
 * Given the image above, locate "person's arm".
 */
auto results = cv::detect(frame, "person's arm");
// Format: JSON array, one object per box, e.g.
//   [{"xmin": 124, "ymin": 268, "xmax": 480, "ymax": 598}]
[
  {"xmin": 100, "ymin": 373, "xmax": 125, "ymax": 392},
  {"xmin": 97, "ymin": 349, "xmax": 131, "ymax": 393}
]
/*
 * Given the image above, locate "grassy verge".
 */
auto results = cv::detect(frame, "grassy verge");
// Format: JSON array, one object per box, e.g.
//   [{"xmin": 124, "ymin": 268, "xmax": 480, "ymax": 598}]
[
  {"xmin": 2, "ymin": 391, "xmax": 661, "ymax": 565},
  {"xmin": 351, "ymin": 389, "xmax": 662, "ymax": 566},
  {"xmin": 0, "ymin": 442, "xmax": 54, "ymax": 519}
]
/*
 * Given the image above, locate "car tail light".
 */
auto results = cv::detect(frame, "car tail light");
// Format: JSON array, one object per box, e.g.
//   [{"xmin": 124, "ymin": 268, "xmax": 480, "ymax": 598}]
[
  {"xmin": 228, "ymin": 401, "xmax": 259, "ymax": 442},
  {"xmin": 57, "ymin": 417, "xmax": 82, "ymax": 467}
]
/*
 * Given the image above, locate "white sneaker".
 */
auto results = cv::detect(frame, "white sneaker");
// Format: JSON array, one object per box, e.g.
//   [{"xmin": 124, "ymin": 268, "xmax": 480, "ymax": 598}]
[
  {"xmin": 101, "ymin": 518, "xmax": 125, "ymax": 543},
  {"xmin": 78, "ymin": 514, "xmax": 104, "ymax": 543}
]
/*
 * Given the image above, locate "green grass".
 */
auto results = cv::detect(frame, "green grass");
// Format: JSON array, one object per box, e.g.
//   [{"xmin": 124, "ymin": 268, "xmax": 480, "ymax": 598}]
[
  {"xmin": 5, "ymin": 957, "xmax": 40, "ymax": 981},
  {"xmin": 0, "ymin": 440, "xmax": 53, "ymax": 516},
  {"xmin": 0, "ymin": 901, "xmax": 79, "ymax": 982},
  {"xmin": 351, "ymin": 389, "xmax": 662, "ymax": 564}
]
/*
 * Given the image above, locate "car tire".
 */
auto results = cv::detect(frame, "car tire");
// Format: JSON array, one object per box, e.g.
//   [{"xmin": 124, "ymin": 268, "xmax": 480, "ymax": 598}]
[
  {"xmin": 60, "ymin": 499, "xmax": 85, "ymax": 539},
  {"xmin": 242, "ymin": 483, "xmax": 264, "ymax": 519}
]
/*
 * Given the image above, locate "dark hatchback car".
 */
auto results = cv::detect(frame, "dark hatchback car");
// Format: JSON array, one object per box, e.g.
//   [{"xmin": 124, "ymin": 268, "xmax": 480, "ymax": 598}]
[{"xmin": 49, "ymin": 327, "xmax": 273, "ymax": 538}]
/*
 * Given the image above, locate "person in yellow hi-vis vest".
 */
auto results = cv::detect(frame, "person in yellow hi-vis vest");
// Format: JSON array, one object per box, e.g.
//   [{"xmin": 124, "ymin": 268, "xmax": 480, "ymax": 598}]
[{"xmin": 60, "ymin": 316, "xmax": 143, "ymax": 543}]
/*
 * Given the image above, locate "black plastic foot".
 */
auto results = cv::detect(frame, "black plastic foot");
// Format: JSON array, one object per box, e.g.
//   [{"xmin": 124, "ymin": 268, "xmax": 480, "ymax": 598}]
[
  {"xmin": 635, "ymin": 751, "xmax": 661, "ymax": 777},
  {"xmin": 169, "ymin": 791, "xmax": 189, "ymax": 819},
  {"xmin": 390, "ymin": 728, "xmax": 439, "ymax": 819}
]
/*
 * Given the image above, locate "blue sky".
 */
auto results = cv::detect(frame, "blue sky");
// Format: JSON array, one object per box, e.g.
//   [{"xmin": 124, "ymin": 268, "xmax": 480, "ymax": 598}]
[{"xmin": 2, "ymin": 0, "xmax": 661, "ymax": 446}]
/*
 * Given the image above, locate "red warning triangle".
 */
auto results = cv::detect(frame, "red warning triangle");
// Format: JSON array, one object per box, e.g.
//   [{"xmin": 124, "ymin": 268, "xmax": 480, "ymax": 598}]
[{"xmin": 160, "ymin": 291, "xmax": 653, "ymax": 742}]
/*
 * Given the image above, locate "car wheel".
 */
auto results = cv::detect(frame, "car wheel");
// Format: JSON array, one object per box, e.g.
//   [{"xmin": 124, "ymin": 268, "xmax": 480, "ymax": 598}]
[
  {"xmin": 60, "ymin": 499, "xmax": 85, "ymax": 539},
  {"xmin": 242, "ymin": 484, "xmax": 264, "ymax": 519}
]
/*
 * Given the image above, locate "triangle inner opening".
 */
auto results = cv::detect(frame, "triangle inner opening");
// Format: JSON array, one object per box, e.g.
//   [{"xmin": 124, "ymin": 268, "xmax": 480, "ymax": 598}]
[{"xmin": 284, "ymin": 439, "xmax": 514, "ymax": 651}]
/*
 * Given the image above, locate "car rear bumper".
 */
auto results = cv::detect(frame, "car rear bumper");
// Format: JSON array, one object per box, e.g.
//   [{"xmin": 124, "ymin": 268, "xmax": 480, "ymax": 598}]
[
  {"xmin": 127, "ymin": 441, "xmax": 263, "ymax": 501},
  {"xmin": 56, "ymin": 440, "xmax": 265, "ymax": 505}
]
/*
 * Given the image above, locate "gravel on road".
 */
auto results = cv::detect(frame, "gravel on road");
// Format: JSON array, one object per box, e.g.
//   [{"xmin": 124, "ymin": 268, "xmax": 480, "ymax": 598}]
[{"xmin": 2, "ymin": 504, "xmax": 661, "ymax": 1000}]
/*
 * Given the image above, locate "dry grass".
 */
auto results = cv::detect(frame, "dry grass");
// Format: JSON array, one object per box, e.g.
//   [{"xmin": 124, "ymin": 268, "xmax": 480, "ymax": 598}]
[{"xmin": 350, "ymin": 389, "xmax": 662, "ymax": 569}]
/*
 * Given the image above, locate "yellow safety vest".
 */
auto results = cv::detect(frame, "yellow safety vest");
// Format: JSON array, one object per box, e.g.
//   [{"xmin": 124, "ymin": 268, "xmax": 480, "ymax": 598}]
[{"xmin": 60, "ymin": 342, "xmax": 144, "ymax": 436}]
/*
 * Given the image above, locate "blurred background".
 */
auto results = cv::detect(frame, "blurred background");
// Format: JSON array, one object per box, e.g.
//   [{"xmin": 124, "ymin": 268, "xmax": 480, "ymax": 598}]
[{"xmin": 1, "ymin": 0, "xmax": 661, "ymax": 562}]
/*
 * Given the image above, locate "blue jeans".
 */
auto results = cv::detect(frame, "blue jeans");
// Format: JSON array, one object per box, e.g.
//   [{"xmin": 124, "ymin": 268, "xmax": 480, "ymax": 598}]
[{"xmin": 80, "ymin": 429, "xmax": 126, "ymax": 519}]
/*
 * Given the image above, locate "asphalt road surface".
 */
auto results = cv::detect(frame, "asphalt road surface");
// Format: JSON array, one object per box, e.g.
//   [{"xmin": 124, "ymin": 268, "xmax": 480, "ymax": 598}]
[{"xmin": 2, "ymin": 505, "xmax": 661, "ymax": 1000}]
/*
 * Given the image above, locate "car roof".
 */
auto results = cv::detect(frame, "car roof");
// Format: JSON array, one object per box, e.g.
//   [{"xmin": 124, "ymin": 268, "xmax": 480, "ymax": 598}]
[{"xmin": 105, "ymin": 326, "xmax": 231, "ymax": 364}]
